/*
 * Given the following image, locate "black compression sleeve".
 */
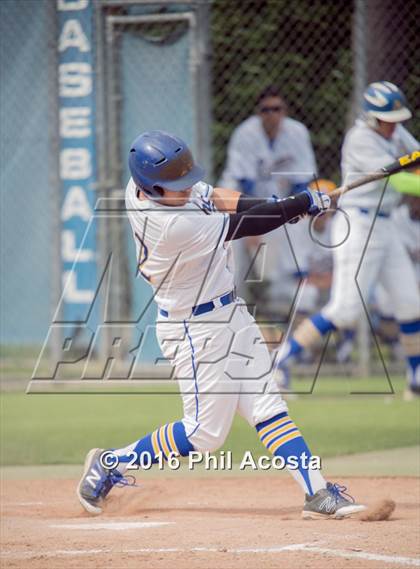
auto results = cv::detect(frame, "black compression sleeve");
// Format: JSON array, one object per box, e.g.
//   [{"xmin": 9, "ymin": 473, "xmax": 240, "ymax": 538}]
[
  {"xmin": 225, "ymin": 192, "xmax": 311, "ymax": 241},
  {"xmin": 236, "ymin": 194, "xmax": 269, "ymax": 213}
]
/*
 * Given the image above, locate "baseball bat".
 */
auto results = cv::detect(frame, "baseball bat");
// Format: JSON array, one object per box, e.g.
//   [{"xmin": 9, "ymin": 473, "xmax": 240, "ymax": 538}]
[{"xmin": 329, "ymin": 150, "xmax": 420, "ymax": 198}]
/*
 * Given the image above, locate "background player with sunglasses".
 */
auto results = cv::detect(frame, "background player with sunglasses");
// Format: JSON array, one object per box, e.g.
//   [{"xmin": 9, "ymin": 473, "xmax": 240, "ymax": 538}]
[
  {"xmin": 219, "ymin": 86, "xmax": 319, "ymax": 352},
  {"xmin": 219, "ymin": 85, "xmax": 317, "ymax": 200}
]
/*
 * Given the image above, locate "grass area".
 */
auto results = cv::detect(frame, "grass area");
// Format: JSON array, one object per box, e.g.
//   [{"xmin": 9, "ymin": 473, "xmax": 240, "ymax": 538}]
[{"xmin": 1, "ymin": 377, "xmax": 418, "ymax": 466}]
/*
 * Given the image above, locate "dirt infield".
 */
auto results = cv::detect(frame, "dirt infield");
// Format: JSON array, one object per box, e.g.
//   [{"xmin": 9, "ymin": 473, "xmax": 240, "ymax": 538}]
[{"xmin": 1, "ymin": 476, "xmax": 419, "ymax": 569}]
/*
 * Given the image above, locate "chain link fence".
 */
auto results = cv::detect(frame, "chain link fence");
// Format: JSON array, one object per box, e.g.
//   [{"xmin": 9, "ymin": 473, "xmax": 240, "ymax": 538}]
[
  {"xmin": 1, "ymin": 0, "xmax": 418, "ymax": 381},
  {"xmin": 208, "ymin": 0, "xmax": 418, "ymax": 377},
  {"xmin": 0, "ymin": 0, "xmax": 58, "ymax": 351},
  {"xmin": 211, "ymin": 0, "xmax": 419, "ymax": 184}
]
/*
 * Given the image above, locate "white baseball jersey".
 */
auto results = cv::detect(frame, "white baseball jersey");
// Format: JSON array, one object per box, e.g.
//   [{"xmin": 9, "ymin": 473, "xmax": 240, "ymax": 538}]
[
  {"xmin": 125, "ymin": 179, "xmax": 235, "ymax": 313},
  {"xmin": 219, "ymin": 115, "xmax": 317, "ymax": 197},
  {"xmin": 340, "ymin": 119, "xmax": 419, "ymax": 211}
]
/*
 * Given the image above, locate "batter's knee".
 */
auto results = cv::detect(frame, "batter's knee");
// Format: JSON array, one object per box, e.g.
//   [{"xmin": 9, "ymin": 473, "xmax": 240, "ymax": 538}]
[
  {"xmin": 184, "ymin": 421, "xmax": 229, "ymax": 453},
  {"xmin": 322, "ymin": 304, "xmax": 359, "ymax": 330},
  {"xmin": 394, "ymin": 295, "xmax": 420, "ymax": 323}
]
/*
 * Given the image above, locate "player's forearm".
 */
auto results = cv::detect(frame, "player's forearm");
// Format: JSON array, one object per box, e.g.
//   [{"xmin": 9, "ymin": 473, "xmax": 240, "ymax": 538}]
[
  {"xmin": 225, "ymin": 192, "xmax": 311, "ymax": 241},
  {"xmin": 212, "ymin": 186, "xmax": 272, "ymax": 213},
  {"xmin": 236, "ymin": 194, "xmax": 271, "ymax": 212},
  {"xmin": 211, "ymin": 187, "xmax": 241, "ymax": 212}
]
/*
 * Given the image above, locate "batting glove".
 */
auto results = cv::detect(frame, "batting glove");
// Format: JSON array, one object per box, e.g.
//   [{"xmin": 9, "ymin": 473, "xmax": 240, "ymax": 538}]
[{"xmin": 302, "ymin": 187, "xmax": 331, "ymax": 216}]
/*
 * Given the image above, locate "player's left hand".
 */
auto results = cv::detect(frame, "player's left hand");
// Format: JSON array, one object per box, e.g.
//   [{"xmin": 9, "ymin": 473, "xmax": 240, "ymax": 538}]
[{"xmin": 302, "ymin": 187, "xmax": 331, "ymax": 216}]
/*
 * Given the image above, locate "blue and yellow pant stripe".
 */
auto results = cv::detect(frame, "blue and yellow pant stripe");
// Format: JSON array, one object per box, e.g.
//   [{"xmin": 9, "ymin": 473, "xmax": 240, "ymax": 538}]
[
  {"xmin": 258, "ymin": 414, "xmax": 301, "ymax": 455},
  {"xmin": 151, "ymin": 423, "xmax": 181, "ymax": 459}
]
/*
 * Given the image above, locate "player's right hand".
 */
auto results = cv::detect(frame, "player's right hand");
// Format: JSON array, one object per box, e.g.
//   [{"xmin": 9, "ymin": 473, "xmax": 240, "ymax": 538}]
[{"xmin": 302, "ymin": 187, "xmax": 331, "ymax": 216}]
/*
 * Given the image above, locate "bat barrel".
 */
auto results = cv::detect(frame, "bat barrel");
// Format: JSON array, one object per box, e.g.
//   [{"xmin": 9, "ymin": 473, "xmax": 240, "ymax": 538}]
[{"xmin": 328, "ymin": 150, "xmax": 420, "ymax": 199}]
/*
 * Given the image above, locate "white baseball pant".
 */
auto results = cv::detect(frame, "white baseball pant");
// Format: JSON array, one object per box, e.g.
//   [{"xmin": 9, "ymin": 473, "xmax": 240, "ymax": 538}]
[
  {"xmin": 323, "ymin": 207, "xmax": 420, "ymax": 327},
  {"xmin": 156, "ymin": 300, "xmax": 287, "ymax": 452}
]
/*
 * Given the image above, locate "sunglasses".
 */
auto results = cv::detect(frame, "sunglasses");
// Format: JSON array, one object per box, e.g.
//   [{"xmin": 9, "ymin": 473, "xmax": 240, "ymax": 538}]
[{"xmin": 260, "ymin": 105, "xmax": 284, "ymax": 114}]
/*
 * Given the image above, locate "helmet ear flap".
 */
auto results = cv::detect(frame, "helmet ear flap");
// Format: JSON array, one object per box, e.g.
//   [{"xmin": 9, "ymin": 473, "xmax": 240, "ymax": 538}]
[
  {"xmin": 152, "ymin": 185, "xmax": 164, "ymax": 197},
  {"xmin": 138, "ymin": 184, "xmax": 163, "ymax": 198}
]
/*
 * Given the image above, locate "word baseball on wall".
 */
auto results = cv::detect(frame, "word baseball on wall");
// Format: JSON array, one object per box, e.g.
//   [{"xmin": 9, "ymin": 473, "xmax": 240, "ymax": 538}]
[{"xmin": 57, "ymin": 0, "xmax": 97, "ymax": 323}]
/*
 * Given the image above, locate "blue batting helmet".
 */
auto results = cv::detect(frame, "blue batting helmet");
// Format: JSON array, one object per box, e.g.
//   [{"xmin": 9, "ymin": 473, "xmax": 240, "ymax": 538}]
[
  {"xmin": 363, "ymin": 81, "xmax": 411, "ymax": 123},
  {"xmin": 128, "ymin": 130, "xmax": 204, "ymax": 197}
]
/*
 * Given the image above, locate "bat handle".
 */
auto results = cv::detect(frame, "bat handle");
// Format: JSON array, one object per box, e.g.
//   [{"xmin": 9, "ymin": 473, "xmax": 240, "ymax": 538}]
[
  {"xmin": 329, "ymin": 185, "xmax": 348, "ymax": 198},
  {"xmin": 329, "ymin": 171, "xmax": 389, "ymax": 199}
]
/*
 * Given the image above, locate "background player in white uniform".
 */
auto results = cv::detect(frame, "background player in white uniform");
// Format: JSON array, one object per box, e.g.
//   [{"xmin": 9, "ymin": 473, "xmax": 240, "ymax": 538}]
[
  {"xmin": 219, "ymin": 86, "xmax": 317, "ymax": 307},
  {"xmin": 277, "ymin": 82, "xmax": 420, "ymax": 397},
  {"xmin": 373, "ymin": 194, "xmax": 420, "ymax": 373},
  {"xmin": 77, "ymin": 130, "xmax": 365, "ymax": 519},
  {"xmin": 219, "ymin": 85, "xmax": 317, "ymax": 198}
]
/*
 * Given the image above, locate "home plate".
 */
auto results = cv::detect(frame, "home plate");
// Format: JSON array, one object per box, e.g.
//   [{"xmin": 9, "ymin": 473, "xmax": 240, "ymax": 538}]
[{"xmin": 50, "ymin": 521, "xmax": 174, "ymax": 531}]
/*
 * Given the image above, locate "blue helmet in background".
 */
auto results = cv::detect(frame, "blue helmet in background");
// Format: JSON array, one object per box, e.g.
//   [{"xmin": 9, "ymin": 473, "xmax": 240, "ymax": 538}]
[
  {"xmin": 363, "ymin": 81, "xmax": 411, "ymax": 123},
  {"xmin": 128, "ymin": 130, "xmax": 205, "ymax": 197}
]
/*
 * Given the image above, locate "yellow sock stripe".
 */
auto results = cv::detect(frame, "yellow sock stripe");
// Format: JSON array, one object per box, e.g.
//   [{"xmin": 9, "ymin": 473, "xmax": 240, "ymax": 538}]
[
  {"xmin": 158, "ymin": 426, "xmax": 171, "ymax": 459},
  {"xmin": 166, "ymin": 423, "xmax": 180, "ymax": 456},
  {"xmin": 260, "ymin": 422, "xmax": 297, "ymax": 447},
  {"xmin": 156, "ymin": 430, "xmax": 167, "ymax": 460},
  {"xmin": 258, "ymin": 416, "xmax": 291, "ymax": 439},
  {"xmin": 151, "ymin": 430, "xmax": 160, "ymax": 458},
  {"xmin": 269, "ymin": 430, "xmax": 301, "ymax": 454}
]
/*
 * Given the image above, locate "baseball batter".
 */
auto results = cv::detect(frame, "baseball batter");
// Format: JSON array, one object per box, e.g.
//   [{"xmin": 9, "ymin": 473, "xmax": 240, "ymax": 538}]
[
  {"xmin": 277, "ymin": 82, "xmax": 420, "ymax": 396},
  {"xmin": 77, "ymin": 130, "xmax": 365, "ymax": 519}
]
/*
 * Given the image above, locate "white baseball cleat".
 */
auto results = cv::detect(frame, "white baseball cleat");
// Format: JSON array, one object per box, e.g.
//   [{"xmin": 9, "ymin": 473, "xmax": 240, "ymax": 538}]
[{"xmin": 302, "ymin": 482, "xmax": 366, "ymax": 519}]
